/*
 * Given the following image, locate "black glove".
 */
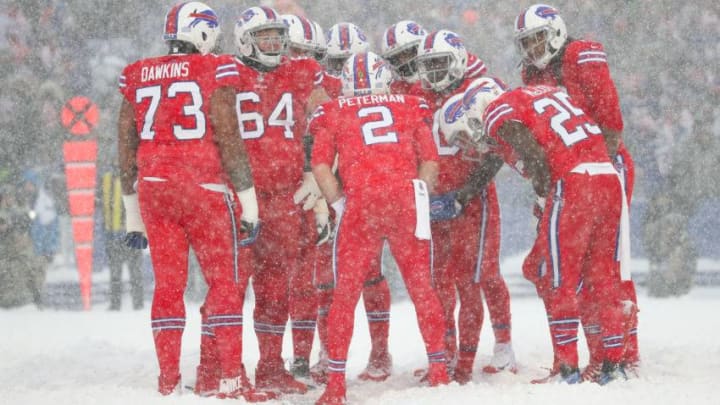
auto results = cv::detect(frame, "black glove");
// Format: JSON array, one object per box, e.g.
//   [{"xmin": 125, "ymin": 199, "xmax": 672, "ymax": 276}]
[
  {"xmin": 239, "ymin": 220, "xmax": 261, "ymax": 246},
  {"xmin": 124, "ymin": 231, "xmax": 148, "ymax": 249},
  {"xmin": 429, "ymin": 191, "xmax": 464, "ymax": 221},
  {"xmin": 316, "ymin": 221, "xmax": 333, "ymax": 246}
]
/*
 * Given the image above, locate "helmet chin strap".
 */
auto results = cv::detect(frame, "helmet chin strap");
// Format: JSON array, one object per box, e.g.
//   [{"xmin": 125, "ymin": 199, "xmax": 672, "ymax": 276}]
[{"xmin": 168, "ymin": 40, "xmax": 199, "ymax": 55}]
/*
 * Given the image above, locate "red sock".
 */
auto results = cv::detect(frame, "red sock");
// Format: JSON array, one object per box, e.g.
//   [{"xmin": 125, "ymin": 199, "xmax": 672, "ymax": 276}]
[{"xmin": 363, "ymin": 280, "xmax": 391, "ymax": 358}]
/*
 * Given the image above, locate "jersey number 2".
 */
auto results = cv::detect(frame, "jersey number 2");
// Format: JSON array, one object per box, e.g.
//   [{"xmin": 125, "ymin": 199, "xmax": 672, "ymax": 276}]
[{"xmin": 359, "ymin": 106, "xmax": 397, "ymax": 145}]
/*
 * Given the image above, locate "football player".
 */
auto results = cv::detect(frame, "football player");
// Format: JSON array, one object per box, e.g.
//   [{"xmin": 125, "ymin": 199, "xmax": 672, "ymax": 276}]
[
  {"xmin": 321, "ymin": 22, "xmax": 369, "ymax": 98},
  {"xmin": 446, "ymin": 78, "xmax": 628, "ymax": 385},
  {"xmin": 232, "ymin": 5, "xmax": 330, "ymax": 395},
  {"xmin": 514, "ymin": 3, "xmax": 639, "ymax": 380},
  {"xmin": 311, "ymin": 21, "xmax": 395, "ymax": 385},
  {"xmin": 310, "ymin": 52, "xmax": 449, "ymax": 405},
  {"xmin": 280, "ymin": 12, "xmax": 335, "ymax": 379},
  {"xmin": 117, "ymin": 2, "xmax": 272, "ymax": 401},
  {"xmin": 380, "ymin": 20, "xmax": 428, "ymax": 94},
  {"xmin": 408, "ymin": 30, "xmax": 516, "ymax": 383}
]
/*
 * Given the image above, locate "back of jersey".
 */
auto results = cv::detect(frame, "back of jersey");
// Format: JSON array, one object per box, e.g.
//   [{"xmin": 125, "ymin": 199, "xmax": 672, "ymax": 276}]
[
  {"xmin": 311, "ymin": 94, "xmax": 438, "ymax": 200},
  {"xmin": 119, "ymin": 53, "xmax": 241, "ymax": 184},
  {"xmin": 484, "ymin": 85, "xmax": 610, "ymax": 182}
]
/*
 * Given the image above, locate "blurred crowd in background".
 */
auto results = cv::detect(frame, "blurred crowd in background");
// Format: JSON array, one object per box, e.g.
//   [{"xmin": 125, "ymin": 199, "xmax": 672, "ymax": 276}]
[{"xmin": 1, "ymin": 0, "xmax": 718, "ymax": 307}]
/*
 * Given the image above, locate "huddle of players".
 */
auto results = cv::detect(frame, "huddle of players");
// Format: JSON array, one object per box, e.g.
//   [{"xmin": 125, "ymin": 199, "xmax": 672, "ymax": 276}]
[{"xmin": 117, "ymin": 1, "xmax": 639, "ymax": 404}]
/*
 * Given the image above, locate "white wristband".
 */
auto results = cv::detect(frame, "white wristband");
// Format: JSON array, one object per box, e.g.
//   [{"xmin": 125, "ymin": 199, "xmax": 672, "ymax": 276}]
[
  {"xmin": 330, "ymin": 197, "xmax": 345, "ymax": 220},
  {"xmin": 236, "ymin": 186, "xmax": 259, "ymax": 223},
  {"xmin": 122, "ymin": 194, "xmax": 146, "ymax": 234}
]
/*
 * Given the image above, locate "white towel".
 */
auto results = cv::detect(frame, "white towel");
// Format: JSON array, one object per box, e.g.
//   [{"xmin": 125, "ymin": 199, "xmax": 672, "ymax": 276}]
[{"xmin": 412, "ymin": 179, "xmax": 431, "ymax": 240}]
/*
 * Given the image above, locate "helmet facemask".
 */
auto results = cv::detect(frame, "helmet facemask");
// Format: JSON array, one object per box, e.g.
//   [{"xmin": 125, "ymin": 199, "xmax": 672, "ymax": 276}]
[
  {"xmin": 385, "ymin": 44, "xmax": 420, "ymax": 82},
  {"xmin": 516, "ymin": 26, "xmax": 557, "ymax": 69},
  {"xmin": 417, "ymin": 53, "xmax": 458, "ymax": 91},
  {"xmin": 326, "ymin": 55, "xmax": 349, "ymax": 76},
  {"xmin": 246, "ymin": 26, "xmax": 288, "ymax": 67}
]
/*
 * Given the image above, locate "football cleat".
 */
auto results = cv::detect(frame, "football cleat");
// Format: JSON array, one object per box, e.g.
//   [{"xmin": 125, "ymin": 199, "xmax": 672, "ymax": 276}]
[
  {"xmin": 216, "ymin": 374, "xmax": 278, "ymax": 402},
  {"xmin": 426, "ymin": 362, "xmax": 450, "ymax": 387},
  {"xmin": 582, "ymin": 360, "xmax": 627, "ymax": 385},
  {"xmin": 482, "ymin": 342, "xmax": 518, "ymax": 374},
  {"xmin": 310, "ymin": 355, "xmax": 329, "ymax": 385},
  {"xmin": 452, "ymin": 366, "xmax": 473, "ymax": 385},
  {"xmin": 290, "ymin": 357, "xmax": 311, "ymax": 379},
  {"xmin": 193, "ymin": 369, "xmax": 219, "ymax": 397},
  {"xmin": 158, "ymin": 374, "xmax": 182, "ymax": 396},
  {"xmin": 256, "ymin": 365, "xmax": 309, "ymax": 394},
  {"xmin": 315, "ymin": 381, "xmax": 346, "ymax": 405},
  {"xmin": 358, "ymin": 353, "xmax": 393, "ymax": 382},
  {"xmin": 531, "ymin": 364, "xmax": 581, "ymax": 384}
]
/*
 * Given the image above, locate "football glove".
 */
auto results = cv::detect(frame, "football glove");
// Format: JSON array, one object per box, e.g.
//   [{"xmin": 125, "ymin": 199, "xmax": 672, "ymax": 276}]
[
  {"xmin": 429, "ymin": 191, "xmax": 464, "ymax": 221},
  {"xmin": 237, "ymin": 187, "xmax": 260, "ymax": 246},
  {"xmin": 314, "ymin": 198, "xmax": 332, "ymax": 246},
  {"xmin": 124, "ymin": 232, "xmax": 148, "ymax": 249},
  {"xmin": 239, "ymin": 220, "xmax": 261, "ymax": 246},
  {"xmin": 293, "ymin": 171, "xmax": 322, "ymax": 211},
  {"xmin": 122, "ymin": 194, "xmax": 148, "ymax": 249}
]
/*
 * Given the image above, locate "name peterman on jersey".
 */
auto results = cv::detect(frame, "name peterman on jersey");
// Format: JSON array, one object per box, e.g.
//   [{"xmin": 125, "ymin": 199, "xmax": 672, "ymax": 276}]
[
  {"xmin": 141, "ymin": 61, "xmax": 190, "ymax": 82},
  {"xmin": 337, "ymin": 93, "xmax": 405, "ymax": 108}
]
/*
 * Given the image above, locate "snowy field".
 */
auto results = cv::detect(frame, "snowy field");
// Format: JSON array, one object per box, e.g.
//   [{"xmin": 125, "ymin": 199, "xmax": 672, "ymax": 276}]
[{"xmin": 3, "ymin": 259, "xmax": 720, "ymax": 405}]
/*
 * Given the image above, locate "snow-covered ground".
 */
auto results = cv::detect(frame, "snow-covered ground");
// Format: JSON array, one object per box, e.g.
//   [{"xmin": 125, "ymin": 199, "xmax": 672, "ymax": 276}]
[{"xmin": 3, "ymin": 257, "xmax": 719, "ymax": 405}]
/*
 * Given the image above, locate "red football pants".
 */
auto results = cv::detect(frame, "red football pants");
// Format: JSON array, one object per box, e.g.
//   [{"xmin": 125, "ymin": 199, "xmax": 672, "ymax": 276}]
[
  {"xmin": 250, "ymin": 192, "xmax": 312, "ymax": 370},
  {"xmin": 325, "ymin": 186, "xmax": 445, "ymax": 376},
  {"xmin": 139, "ymin": 179, "xmax": 249, "ymax": 381},
  {"xmin": 432, "ymin": 183, "xmax": 510, "ymax": 368},
  {"xmin": 534, "ymin": 171, "xmax": 625, "ymax": 367}
]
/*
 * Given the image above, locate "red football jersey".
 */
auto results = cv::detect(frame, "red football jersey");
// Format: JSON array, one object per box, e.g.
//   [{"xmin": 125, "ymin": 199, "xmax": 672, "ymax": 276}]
[
  {"xmin": 310, "ymin": 94, "xmax": 438, "ymax": 199},
  {"xmin": 321, "ymin": 72, "xmax": 343, "ymax": 99},
  {"xmin": 521, "ymin": 40, "xmax": 623, "ymax": 134},
  {"xmin": 482, "ymin": 85, "xmax": 611, "ymax": 182},
  {"xmin": 389, "ymin": 78, "xmax": 414, "ymax": 95},
  {"xmin": 118, "ymin": 53, "xmax": 249, "ymax": 183},
  {"xmin": 233, "ymin": 56, "xmax": 325, "ymax": 193}
]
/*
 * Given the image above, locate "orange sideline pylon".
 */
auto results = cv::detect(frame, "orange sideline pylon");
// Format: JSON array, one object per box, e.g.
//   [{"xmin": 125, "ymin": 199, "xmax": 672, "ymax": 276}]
[{"xmin": 63, "ymin": 140, "xmax": 97, "ymax": 310}]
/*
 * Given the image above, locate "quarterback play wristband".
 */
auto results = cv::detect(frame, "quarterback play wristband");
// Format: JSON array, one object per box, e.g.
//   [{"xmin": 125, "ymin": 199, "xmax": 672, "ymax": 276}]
[
  {"xmin": 236, "ymin": 186, "xmax": 259, "ymax": 223},
  {"xmin": 122, "ymin": 193, "xmax": 146, "ymax": 233}
]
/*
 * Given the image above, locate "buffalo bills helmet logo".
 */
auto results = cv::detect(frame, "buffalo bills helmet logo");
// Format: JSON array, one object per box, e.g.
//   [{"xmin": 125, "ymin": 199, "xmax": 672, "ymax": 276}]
[
  {"xmin": 355, "ymin": 26, "xmax": 367, "ymax": 42},
  {"xmin": 239, "ymin": 8, "xmax": 256, "ymax": 25},
  {"xmin": 443, "ymin": 32, "xmax": 464, "ymax": 49},
  {"xmin": 407, "ymin": 22, "xmax": 423, "ymax": 36},
  {"xmin": 430, "ymin": 200, "xmax": 447, "ymax": 215},
  {"xmin": 443, "ymin": 99, "xmax": 465, "ymax": 124},
  {"xmin": 535, "ymin": 6, "xmax": 559, "ymax": 20},
  {"xmin": 189, "ymin": 9, "xmax": 218, "ymax": 28},
  {"xmin": 463, "ymin": 84, "xmax": 494, "ymax": 107},
  {"xmin": 372, "ymin": 60, "xmax": 388, "ymax": 79}
]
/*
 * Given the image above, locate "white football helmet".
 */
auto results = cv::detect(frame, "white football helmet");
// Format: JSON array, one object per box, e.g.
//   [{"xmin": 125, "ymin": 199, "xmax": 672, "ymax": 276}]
[
  {"xmin": 341, "ymin": 52, "xmax": 393, "ymax": 97},
  {"xmin": 163, "ymin": 2, "xmax": 220, "ymax": 55},
  {"xmin": 415, "ymin": 30, "xmax": 468, "ymax": 92},
  {"xmin": 381, "ymin": 20, "xmax": 427, "ymax": 83},
  {"xmin": 514, "ymin": 4, "xmax": 568, "ymax": 69},
  {"xmin": 234, "ymin": 6, "xmax": 288, "ymax": 67},
  {"xmin": 312, "ymin": 21, "xmax": 327, "ymax": 62},
  {"xmin": 438, "ymin": 93, "xmax": 471, "ymax": 147},
  {"xmin": 282, "ymin": 14, "xmax": 323, "ymax": 57},
  {"xmin": 461, "ymin": 77, "xmax": 507, "ymax": 144},
  {"xmin": 325, "ymin": 22, "xmax": 370, "ymax": 76}
]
